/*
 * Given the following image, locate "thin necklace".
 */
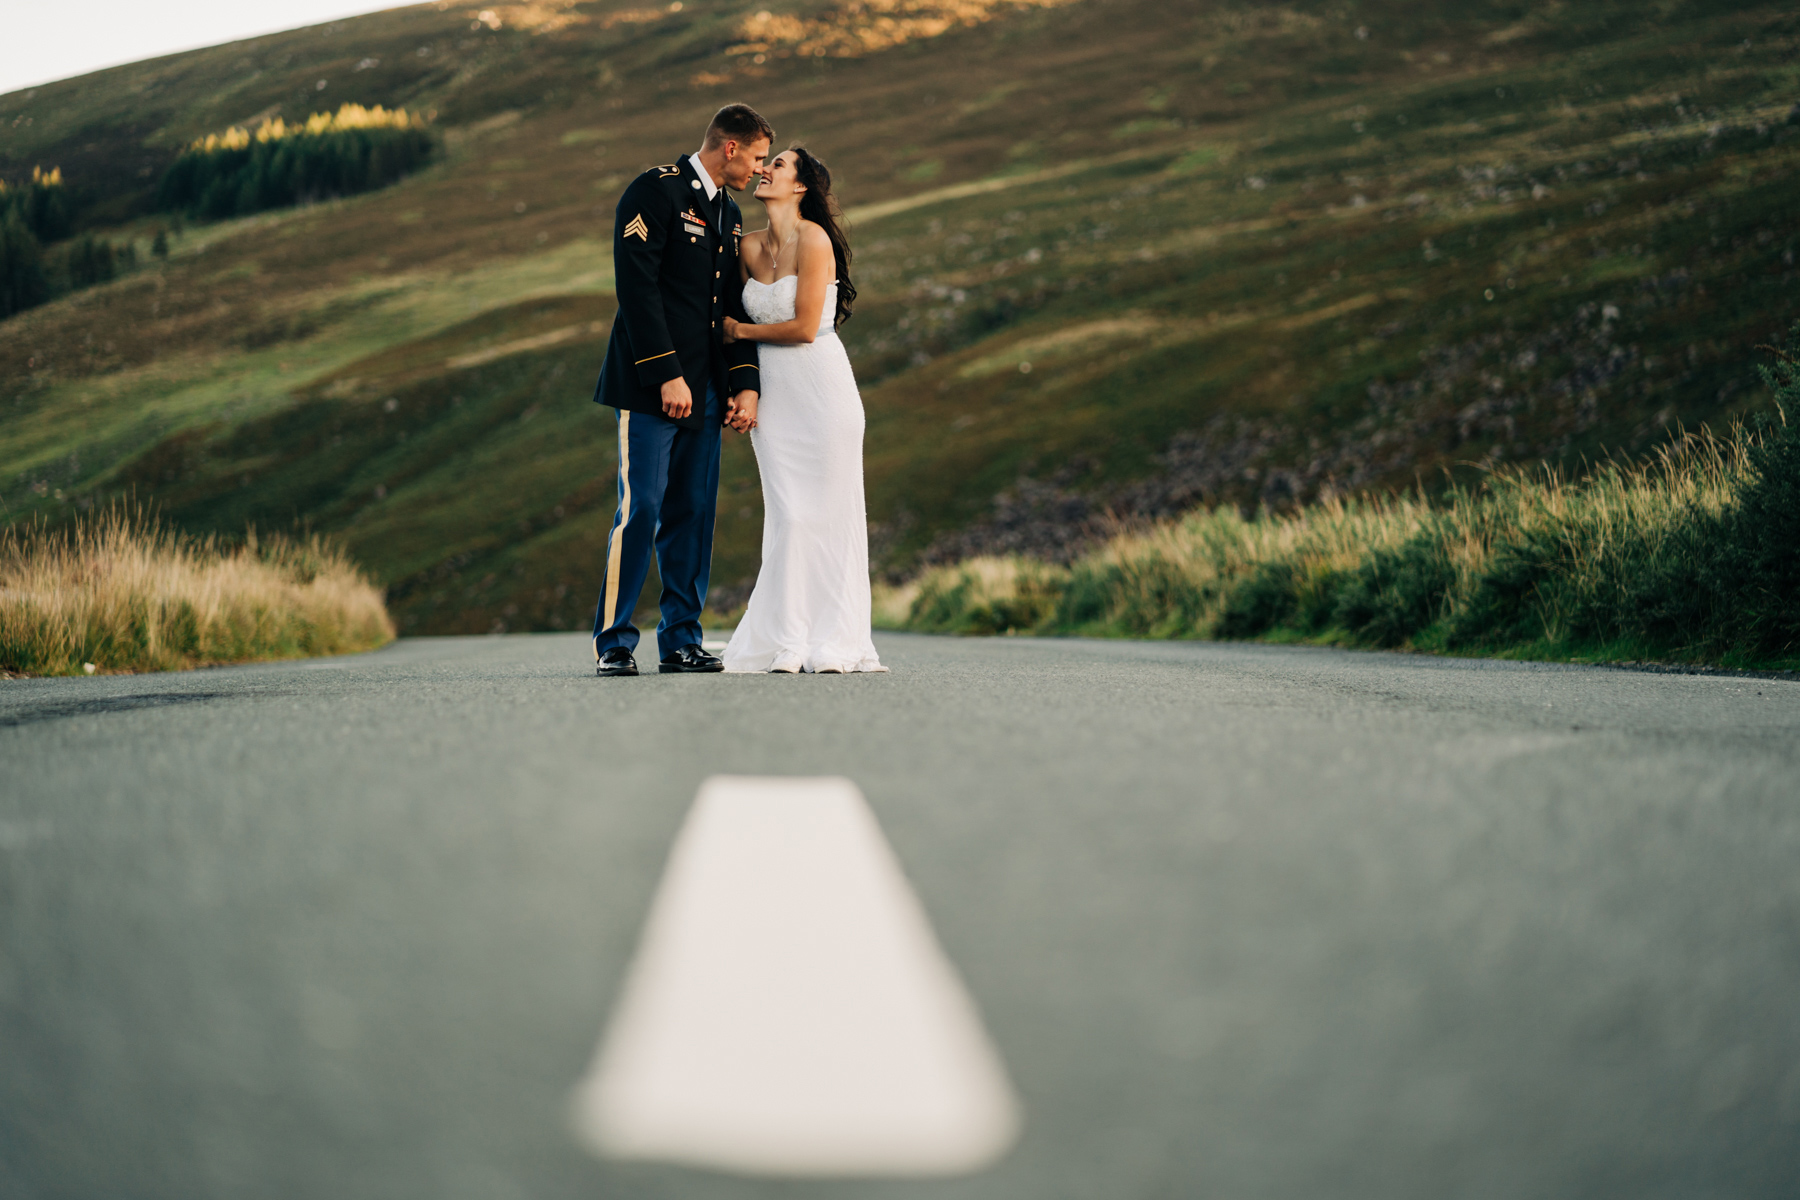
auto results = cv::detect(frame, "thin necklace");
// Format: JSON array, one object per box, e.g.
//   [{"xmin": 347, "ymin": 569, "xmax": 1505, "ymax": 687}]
[{"xmin": 765, "ymin": 223, "xmax": 798, "ymax": 274}]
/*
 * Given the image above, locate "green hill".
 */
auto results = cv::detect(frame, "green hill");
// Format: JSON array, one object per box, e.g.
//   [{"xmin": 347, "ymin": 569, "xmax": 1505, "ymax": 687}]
[{"xmin": 2, "ymin": 0, "xmax": 1796, "ymax": 636}]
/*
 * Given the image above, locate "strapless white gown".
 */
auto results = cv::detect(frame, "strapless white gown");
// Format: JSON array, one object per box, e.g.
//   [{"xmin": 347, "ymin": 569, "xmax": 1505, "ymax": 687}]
[{"xmin": 723, "ymin": 277, "xmax": 887, "ymax": 674}]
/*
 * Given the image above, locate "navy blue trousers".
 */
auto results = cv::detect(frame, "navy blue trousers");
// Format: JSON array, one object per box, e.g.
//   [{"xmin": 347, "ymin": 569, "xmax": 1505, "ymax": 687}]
[{"xmin": 591, "ymin": 383, "xmax": 722, "ymax": 661}]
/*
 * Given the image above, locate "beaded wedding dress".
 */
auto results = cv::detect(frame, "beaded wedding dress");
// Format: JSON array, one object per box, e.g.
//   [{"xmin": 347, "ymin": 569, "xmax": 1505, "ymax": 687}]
[{"xmin": 722, "ymin": 276, "xmax": 887, "ymax": 674}]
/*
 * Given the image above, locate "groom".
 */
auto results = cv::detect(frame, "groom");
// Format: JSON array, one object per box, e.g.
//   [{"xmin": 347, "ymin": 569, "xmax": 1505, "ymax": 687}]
[{"xmin": 589, "ymin": 104, "xmax": 772, "ymax": 677}]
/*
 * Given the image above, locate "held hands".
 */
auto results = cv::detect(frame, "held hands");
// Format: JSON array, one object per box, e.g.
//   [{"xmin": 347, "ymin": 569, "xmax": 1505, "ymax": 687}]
[
  {"xmin": 660, "ymin": 376, "xmax": 693, "ymax": 419},
  {"xmin": 726, "ymin": 390, "xmax": 759, "ymax": 433}
]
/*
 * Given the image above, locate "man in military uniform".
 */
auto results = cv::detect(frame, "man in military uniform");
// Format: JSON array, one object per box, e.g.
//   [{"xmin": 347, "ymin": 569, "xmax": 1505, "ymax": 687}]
[{"xmin": 589, "ymin": 104, "xmax": 772, "ymax": 677}]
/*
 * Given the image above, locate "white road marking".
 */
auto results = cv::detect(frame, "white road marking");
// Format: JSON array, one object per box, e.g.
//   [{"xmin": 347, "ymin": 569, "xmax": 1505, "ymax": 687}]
[{"xmin": 569, "ymin": 775, "xmax": 1021, "ymax": 1178}]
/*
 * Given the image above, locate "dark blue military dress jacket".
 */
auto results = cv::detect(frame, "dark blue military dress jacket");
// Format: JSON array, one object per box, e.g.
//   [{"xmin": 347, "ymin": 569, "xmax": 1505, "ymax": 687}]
[{"xmin": 591, "ymin": 156, "xmax": 759, "ymax": 429}]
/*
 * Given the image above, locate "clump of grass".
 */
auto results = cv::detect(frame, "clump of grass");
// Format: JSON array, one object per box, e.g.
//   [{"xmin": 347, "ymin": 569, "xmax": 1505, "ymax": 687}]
[
  {"xmin": 0, "ymin": 508, "xmax": 394, "ymax": 676},
  {"xmin": 882, "ymin": 336, "xmax": 1800, "ymax": 670},
  {"xmin": 880, "ymin": 556, "xmax": 1070, "ymax": 635}
]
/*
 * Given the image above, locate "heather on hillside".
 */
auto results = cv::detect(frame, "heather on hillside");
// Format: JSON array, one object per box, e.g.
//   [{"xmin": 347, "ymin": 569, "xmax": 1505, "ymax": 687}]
[
  {"xmin": 881, "ymin": 336, "xmax": 1800, "ymax": 671},
  {"xmin": 156, "ymin": 105, "xmax": 435, "ymax": 220},
  {"xmin": 0, "ymin": 509, "xmax": 394, "ymax": 676}
]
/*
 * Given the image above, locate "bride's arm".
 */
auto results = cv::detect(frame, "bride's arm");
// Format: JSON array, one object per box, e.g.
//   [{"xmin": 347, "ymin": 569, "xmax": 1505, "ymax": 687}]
[
  {"xmin": 738, "ymin": 231, "xmax": 758, "ymax": 283},
  {"xmin": 724, "ymin": 236, "xmax": 758, "ymax": 344},
  {"xmin": 726, "ymin": 225, "xmax": 833, "ymax": 345}
]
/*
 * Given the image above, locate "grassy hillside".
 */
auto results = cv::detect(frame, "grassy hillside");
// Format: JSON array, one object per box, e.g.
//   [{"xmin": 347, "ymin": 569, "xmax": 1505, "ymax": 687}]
[{"xmin": 2, "ymin": 0, "xmax": 1797, "ymax": 636}]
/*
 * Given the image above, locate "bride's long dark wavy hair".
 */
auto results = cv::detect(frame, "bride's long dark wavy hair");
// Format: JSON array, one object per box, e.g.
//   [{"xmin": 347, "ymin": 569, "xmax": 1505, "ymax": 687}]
[{"xmin": 789, "ymin": 144, "xmax": 856, "ymax": 328}]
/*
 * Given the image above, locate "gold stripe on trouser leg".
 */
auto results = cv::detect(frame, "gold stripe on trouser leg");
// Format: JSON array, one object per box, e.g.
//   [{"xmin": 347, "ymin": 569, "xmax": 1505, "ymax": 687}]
[{"xmin": 597, "ymin": 410, "xmax": 632, "ymax": 660}]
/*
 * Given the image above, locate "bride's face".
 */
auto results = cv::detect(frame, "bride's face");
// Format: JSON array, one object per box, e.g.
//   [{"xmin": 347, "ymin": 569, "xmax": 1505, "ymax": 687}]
[{"xmin": 755, "ymin": 152, "xmax": 803, "ymax": 202}]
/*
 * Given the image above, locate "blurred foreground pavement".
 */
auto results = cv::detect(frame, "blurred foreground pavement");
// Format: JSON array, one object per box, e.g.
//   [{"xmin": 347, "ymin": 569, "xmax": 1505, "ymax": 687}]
[{"xmin": 3, "ymin": 633, "xmax": 1798, "ymax": 1198}]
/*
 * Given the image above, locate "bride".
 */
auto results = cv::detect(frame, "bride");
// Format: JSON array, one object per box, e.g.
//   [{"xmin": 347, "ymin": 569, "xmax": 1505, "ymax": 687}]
[{"xmin": 719, "ymin": 146, "xmax": 887, "ymax": 675}]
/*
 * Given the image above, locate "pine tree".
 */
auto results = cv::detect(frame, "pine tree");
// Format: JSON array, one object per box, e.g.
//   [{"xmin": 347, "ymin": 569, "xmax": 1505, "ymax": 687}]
[
  {"xmin": 64, "ymin": 234, "xmax": 116, "ymax": 289},
  {"xmin": 22, "ymin": 174, "xmax": 71, "ymax": 242},
  {"xmin": 157, "ymin": 105, "xmax": 436, "ymax": 220},
  {"xmin": 0, "ymin": 213, "xmax": 50, "ymax": 319}
]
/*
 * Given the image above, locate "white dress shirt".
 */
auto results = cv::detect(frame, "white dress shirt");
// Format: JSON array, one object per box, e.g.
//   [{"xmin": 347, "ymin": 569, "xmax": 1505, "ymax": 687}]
[{"xmin": 688, "ymin": 153, "xmax": 720, "ymax": 202}]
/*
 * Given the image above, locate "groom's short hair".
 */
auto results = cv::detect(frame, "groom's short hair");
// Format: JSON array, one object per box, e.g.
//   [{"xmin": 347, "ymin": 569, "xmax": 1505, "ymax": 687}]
[{"xmin": 704, "ymin": 103, "xmax": 774, "ymax": 149}]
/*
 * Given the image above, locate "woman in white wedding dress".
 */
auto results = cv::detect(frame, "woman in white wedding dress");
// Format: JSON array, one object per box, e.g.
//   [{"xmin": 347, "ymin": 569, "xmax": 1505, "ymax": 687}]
[{"xmin": 719, "ymin": 146, "xmax": 887, "ymax": 674}]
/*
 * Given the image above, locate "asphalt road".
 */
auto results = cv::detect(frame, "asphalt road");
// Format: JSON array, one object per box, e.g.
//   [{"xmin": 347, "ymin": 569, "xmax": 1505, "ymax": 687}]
[{"xmin": 4, "ymin": 633, "xmax": 1799, "ymax": 1199}]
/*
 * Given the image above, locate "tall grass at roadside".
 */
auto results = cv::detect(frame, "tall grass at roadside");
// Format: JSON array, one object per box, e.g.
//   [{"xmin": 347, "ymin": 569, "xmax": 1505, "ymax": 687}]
[
  {"xmin": 1, "ymin": 508, "xmax": 394, "ymax": 676},
  {"xmin": 881, "ymin": 339, "xmax": 1800, "ymax": 670}
]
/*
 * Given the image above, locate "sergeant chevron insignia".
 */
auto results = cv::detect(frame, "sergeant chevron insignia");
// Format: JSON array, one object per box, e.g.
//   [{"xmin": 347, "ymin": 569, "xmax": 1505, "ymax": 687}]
[{"xmin": 624, "ymin": 214, "xmax": 649, "ymax": 241}]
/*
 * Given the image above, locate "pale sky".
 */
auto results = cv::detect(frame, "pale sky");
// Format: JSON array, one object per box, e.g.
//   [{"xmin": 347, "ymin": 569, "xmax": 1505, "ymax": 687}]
[{"xmin": 2, "ymin": 2, "xmax": 412, "ymax": 97}]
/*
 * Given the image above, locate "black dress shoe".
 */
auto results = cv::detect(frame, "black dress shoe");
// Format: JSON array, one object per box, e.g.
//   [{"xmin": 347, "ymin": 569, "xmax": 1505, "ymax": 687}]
[
  {"xmin": 596, "ymin": 647, "xmax": 638, "ymax": 677},
  {"xmin": 659, "ymin": 644, "xmax": 724, "ymax": 674}
]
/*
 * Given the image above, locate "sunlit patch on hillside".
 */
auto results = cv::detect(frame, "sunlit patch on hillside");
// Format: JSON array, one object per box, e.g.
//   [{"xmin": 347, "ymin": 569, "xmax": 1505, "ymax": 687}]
[
  {"xmin": 462, "ymin": 0, "xmax": 675, "ymax": 35},
  {"xmin": 728, "ymin": 0, "xmax": 1081, "ymax": 61},
  {"xmin": 464, "ymin": 1, "xmax": 590, "ymax": 35},
  {"xmin": 957, "ymin": 318, "xmax": 1151, "ymax": 378},
  {"xmin": 597, "ymin": 6, "xmax": 673, "ymax": 28},
  {"xmin": 445, "ymin": 319, "xmax": 606, "ymax": 369}
]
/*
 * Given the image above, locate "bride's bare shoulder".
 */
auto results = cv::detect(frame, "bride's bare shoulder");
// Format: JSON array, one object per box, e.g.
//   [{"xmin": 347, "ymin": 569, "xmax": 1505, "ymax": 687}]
[{"xmin": 796, "ymin": 220, "xmax": 833, "ymax": 251}]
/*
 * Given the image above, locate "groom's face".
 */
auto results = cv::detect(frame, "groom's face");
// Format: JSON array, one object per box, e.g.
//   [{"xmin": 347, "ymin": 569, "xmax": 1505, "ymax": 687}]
[{"xmin": 721, "ymin": 137, "xmax": 772, "ymax": 192}]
